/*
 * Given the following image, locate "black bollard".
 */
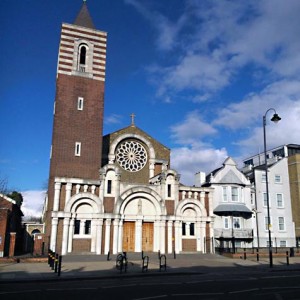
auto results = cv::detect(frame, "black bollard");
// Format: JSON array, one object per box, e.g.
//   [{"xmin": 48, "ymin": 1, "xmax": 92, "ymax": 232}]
[
  {"xmin": 286, "ymin": 251, "xmax": 289, "ymax": 266},
  {"xmin": 58, "ymin": 255, "xmax": 62, "ymax": 276}
]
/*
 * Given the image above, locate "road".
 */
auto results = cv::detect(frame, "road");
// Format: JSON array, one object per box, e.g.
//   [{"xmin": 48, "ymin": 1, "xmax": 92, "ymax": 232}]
[{"xmin": 1, "ymin": 269, "xmax": 300, "ymax": 300}]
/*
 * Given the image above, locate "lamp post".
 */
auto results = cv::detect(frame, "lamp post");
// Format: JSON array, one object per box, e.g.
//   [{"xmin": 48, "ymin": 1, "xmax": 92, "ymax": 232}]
[{"xmin": 263, "ymin": 108, "xmax": 281, "ymax": 268}]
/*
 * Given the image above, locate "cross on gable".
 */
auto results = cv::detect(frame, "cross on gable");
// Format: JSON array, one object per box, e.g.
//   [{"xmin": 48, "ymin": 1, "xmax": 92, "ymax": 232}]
[{"xmin": 130, "ymin": 113, "xmax": 136, "ymax": 125}]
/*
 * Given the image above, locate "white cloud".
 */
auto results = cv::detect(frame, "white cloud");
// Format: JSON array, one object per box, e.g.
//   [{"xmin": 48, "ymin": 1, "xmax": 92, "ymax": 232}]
[
  {"xmin": 170, "ymin": 110, "xmax": 217, "ymax": 145},
  {"xmin": 104, "ymin": 114, "xmax": 123, "ymax": 125},
  {"xmin": 129, "ymin": 0, "xmax": 300, "ymax": 101},
  {"xmin": 22, "ymin": 190, "xmax": 45, "ymax": 219},
  {"xmin": 171, "ymin": 145, "xmax": 228, "ymax": 185}
]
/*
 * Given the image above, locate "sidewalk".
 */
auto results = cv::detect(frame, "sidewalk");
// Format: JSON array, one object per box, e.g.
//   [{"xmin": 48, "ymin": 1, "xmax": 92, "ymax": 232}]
[{"xmin": 1, "ymin": 253, "xmax": 300, "ymax": 283}]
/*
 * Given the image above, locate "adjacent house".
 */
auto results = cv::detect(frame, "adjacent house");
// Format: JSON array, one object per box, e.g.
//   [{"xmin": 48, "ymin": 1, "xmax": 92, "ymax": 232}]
[{"xmin": 0, "ymin": 194, "xmax": 23, "ymax": 257}]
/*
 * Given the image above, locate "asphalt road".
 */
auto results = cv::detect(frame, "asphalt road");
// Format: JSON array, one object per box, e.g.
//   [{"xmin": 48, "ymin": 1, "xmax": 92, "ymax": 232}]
[{"xmin": 1, "ymin": 269, "xmax": 300, "ymax": 300}]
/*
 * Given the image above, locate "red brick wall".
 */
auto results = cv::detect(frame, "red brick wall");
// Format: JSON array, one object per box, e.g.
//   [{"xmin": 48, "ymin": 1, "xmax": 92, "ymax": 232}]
[
  {"xmin": 103, "ymin": 197, "xmax": 115, "ymax": 213},
  {"xmin": 165, "ymin": 200, "xmax": 174, "ymax": 215},
  {"xmin": 0, "ymin": 208, "xmax": 9, "ymax": 256},
  {"xmin": 49, "ymin": 74, "xmax": 104, "ymax": 181}
]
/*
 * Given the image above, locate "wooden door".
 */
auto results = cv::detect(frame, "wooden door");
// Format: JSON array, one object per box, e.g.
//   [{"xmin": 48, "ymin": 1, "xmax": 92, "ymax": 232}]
[
  {"xmin": 123, "ymin": 222, "xmax": 135, "ymax": 252},
  {"xmin": 142, "ymin": 222, "xmax": 153, "ymax": 252}
]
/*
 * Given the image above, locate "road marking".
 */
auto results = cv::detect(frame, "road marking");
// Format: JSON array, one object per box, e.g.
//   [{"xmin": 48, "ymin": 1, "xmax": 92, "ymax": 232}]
[
  {"xmin": 103, "ymin": 283, "xmax": 137, "ymax": 289},
  {"xmin": 173, "ymin": 292, "xmax": 223, "ymax": 296},
  {"xmin": 229, "ymin": 288, "xmax": 260, "ymax": 294},
  {"xmin": 0, "ymin": 290, "xmax": 40, "ymax": 295},
  {"xmin": 132, "ymin": 295, "xmax": 167, "ymax": 300}
]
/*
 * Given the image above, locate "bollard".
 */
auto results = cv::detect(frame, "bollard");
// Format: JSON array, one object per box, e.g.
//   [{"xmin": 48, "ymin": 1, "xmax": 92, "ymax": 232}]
[
  {"xmin": 286, "ymin": 251, "xmax": 289, "ymax": 266},
  {"xmin": 142, "ymin": 256, "xmax": 149, "ymax": 272},
  {"xmin": 173, "ymin": 250, "xmax": 176, "ymax": 259},
  {"xmin": 159, "ymin": 254, "xmax": 167, "ymax": 272},
  {"xmin": 243, "ymin": 248, "xmax": 247, "ymax": 260},
  {"xmin": 58, "ymin": 255, "xmax": 62, "ymax": 276},
  {"xmin": 256, "ymin": 249, "xmax": 259, "ymax": 262},
  {"xmin": 54, "ymin": 253, "xmax": 59, "ymax": 273},
  {"xmin": 51, "ymin": 252, "xmax": 55, "ymax": 270},
  {"xmin": 107, "ymin": 251, "xmax": 110, "ymax": 261}
]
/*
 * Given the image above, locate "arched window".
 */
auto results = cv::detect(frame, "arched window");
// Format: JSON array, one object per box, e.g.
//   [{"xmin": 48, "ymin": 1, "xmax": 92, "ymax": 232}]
[{"xmin": 78, "ymin": 44, "xmax": 88, "ymax": 72}]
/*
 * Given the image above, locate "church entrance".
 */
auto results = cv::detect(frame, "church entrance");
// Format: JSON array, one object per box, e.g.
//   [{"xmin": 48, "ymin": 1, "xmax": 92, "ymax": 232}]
[
  {"xmin": 142, "ymin": 222, "xmax": 153, "ymax": 252},
  {"xmin": 122, "ymin": 221, "xmax": 135, "ymax": 252}
]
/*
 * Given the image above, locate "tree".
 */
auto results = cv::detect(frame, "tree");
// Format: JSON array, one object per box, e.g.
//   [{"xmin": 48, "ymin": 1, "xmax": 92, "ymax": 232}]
[
  {"xmin": 0, "ymin": 175, "xmax": 8, "ymax": 195},
  {"xmin": 6, "ymin": 191, "xmax": 23, "ymax": 207}
]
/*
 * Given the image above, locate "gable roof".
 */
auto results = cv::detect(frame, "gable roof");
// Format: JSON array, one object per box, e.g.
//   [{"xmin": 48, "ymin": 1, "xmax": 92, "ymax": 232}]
[{"xmin": 219, "ymin": 169, "xmax": 244, "ymax": 185}]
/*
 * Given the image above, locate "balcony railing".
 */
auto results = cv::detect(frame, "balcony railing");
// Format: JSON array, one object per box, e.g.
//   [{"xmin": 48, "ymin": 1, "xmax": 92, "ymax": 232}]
[{"xmin": 214, "ymin": 228, "xmax": 253, "ymax": 239}]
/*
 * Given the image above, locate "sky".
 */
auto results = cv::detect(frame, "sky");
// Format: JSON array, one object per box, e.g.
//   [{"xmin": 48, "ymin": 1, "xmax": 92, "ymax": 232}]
[{"xmin": 1, "ymin": 0, "xmax": 300, "ymax": 218}]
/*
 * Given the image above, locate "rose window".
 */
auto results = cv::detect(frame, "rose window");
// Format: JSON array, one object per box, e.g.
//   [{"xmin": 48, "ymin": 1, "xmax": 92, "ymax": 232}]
[{"xmin": 116, "ymin": 140, "xmax": 147, "ymax": 172}]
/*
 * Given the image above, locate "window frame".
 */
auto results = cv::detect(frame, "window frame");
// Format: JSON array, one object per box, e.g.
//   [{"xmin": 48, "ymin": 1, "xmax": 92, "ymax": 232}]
[
  {"xmin": 278, "ymin": 217, "xmax": 285, "ymax": 231},
  {"xmin": 77, "ymin": 97, "xmax": 84, "ymax": 110},
  {"xmin": 75, "ymin": 142, "xmax": 81, "ymax": 156},
  {"xmin": 274, "ymin": 174, "xmax": 282, "ymax": 184},
  {"xmin": 276, "ymin": 193, "xmax": 284, "ymax": 208}
]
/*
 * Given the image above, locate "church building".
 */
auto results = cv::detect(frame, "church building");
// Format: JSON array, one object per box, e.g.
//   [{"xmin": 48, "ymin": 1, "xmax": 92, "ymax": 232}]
[{"xmin": 43, "ymin": 2, "xmax": 214, "ymax": 255}]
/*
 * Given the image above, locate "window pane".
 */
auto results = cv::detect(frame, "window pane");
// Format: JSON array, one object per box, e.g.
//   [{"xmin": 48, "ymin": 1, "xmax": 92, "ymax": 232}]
[
  {"xmin": 74, "ymin": 220, "xmax": 80, "ymax": 234},
  {"xmin": 222, "ymin": 187, "xmax": 228, "ymax": 202},
  {"xmin": 190, "ymin": 223, "xmax": 195, "ymax": 236},
  {"xmin": 233, "ymin": 218, "xmax": 240, "ymax": 229},
  {"xmin": 107, "ymin": 180, "xmax": 112, "ymax": 194},
  {"xmin": 277, "ymin": 194, "xmax": 283, "ymax": 207},
  {"xmin": 263, "ymin": 193, "xmax": 268, "ymax": 207},
  {"xmin": 278, "ymin": 217, "xmax": 285, "ymax": 231},
  {"xmin": 182, "ymin": 222, "xmax": 186, "ymax": 236},
  {"xmin": 280, "ymin": 240, "xmax": 286, "ymax": 247},
  {"xmin": 231, "ymin": 187, "xmax": 238, "ymax": 202},
  {"xmin": 275, "ymin": 175, "xmax": 281, "ymax": 183},
  {"xmin": 85, "ymin": 220, "xmax": 91, "ymax": 235}
]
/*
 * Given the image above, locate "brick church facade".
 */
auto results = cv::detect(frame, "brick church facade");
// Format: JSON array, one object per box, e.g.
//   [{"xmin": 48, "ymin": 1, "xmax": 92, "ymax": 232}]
[{"xmin": 43, "ymin": 2, "xmax": 214, "ymax": 255}]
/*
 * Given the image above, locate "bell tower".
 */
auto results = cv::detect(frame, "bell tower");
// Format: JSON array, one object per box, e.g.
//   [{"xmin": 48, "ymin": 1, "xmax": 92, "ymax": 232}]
[
  {"xmin": 45, "ymin": 2, "xmax": 107, "ymax": 251},
  {"xmin": 49, "ymin": 2, "xmax": 107, "ymax": 180}
]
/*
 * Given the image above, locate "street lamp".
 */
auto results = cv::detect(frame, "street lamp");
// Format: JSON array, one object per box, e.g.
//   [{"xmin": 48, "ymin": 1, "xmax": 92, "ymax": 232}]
[{"xmin": 263, "ymin": 108, "xmax": 281, "ymax": 268}]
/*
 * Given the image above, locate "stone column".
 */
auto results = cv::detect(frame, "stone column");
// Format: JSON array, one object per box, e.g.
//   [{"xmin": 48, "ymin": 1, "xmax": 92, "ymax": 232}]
[
  {"xmin": 53, "ymin": 182, "xmax": 61, "ymax": 211},
  {"xmin": 61, "ymin": 218, "xmax": 70, "ymax": 255},
  {"xmin": 113, "ymin": 219, "xmax": 119, "ymax": 254},
  {"xmin": 104, "ymin": 219, "xmax": 111, "ymax": 255},
  {"xmin": 68, "ymin": 218, "xmax": 74, "ymax": 253},
  {"xmin": 96, "ymin": 219, "xmax": 103, "ymax": 255},
  {"xmin": 115, "ymin": 174, "xmax": 121, "ymax": 204},
  {"xmin": 174, "ymin": 221, "xmax": 181, "ymax": 254},
  {"xmin": 196, "ymin": 221, "xmax": 201, "ymax": 252},
  {"xmin": 167, "ymin": 221, "xmax": 173, "ymax": 254},
  {"xmin": 65, "ymin": 183, "xmax": 72, "ymax": 207},
  {"xmin": 118, "ymin": 220, "xmax": 123, "ymax": 253},
  {"xmin": 91, "ymin": 219, "xmax": 97, "ymax": 253},
  {"xmin": 80, "ymin": 220, "xmax": 85, "ymax": 235},
  {"xmin": 135, "ymin": 219, "xmax": 143, "ymax": 252},
  {"xmin": 50, "ymin": 218, "xmax": 58, "ymax": 251},
  {"xmin": 200, "ymin": 222, "xmax": 206, "ymax": 253},
  {"xmin": 160, "ymin": 220, "xmax": 166, "ymax": 254},
  {"xmin": 153, "ymin": 220, "xmax": 160, "ymax": 252}
]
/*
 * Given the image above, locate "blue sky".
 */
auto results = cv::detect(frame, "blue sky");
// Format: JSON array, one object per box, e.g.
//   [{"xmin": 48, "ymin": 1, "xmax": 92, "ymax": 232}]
[{"xmin": 1, "ymin": 0, "xmax": 300, "ymax": 217}]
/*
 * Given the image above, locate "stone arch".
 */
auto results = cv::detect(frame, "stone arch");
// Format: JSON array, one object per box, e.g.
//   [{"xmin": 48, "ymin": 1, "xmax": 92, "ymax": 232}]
[
  {"xmin": 115, "ymin": 186, "xmax": 165, "ymax": 216},
  {"xmin": 65, "ymin": 192, "xmax": 102, "ymax": 214},
  {"xmin": 175, "ymin": 199, "xmax": 207, "ymax": 220},
  {"xmin": 108, "ymin": 133, "xmax": 156, "ymax": 164}
]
